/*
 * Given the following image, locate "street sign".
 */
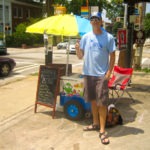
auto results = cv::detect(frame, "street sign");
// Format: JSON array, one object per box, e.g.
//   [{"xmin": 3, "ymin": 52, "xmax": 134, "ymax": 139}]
[
  {"xmin": 81, "ymin": 7, "xmax": 89, "ymax": 19},
  {"xmin": 117, "ymin": 29, "xmax": 127, "ymax": 50},
  {"xmin": 90, "ymin": 6, "xmax": 99, "ymax": 14},
  {"xmin": 134, "ymin": 30, "xmax": 145, "ymax": 44}
]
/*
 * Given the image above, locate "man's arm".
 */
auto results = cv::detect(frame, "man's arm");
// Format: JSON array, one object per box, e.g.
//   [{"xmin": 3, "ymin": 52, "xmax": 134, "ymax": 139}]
[
  {"xmin": 105, "ymin": 51, "xmax": 115, "ymax": 79},
  {"xmin": 75, "ymin": 41, "xmax": 84, "ymax": 59}
]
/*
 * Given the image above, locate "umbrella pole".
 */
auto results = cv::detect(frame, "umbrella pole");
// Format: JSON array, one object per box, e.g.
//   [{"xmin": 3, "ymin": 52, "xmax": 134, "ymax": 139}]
[{"xmin": 66, "ymin": 37, "xmax": 70, "ymax": 76}]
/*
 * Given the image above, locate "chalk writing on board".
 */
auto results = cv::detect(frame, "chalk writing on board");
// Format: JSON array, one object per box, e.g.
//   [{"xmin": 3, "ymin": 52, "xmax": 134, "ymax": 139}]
[{"xmin": 37, "ymin": 66, "xmax": 59, "ymax": 106}]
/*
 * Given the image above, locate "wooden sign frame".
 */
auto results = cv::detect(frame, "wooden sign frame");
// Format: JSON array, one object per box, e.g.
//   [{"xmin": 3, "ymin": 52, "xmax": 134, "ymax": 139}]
[{"xmin": 35, "ymin": 65, "xmax": 61, "ymax": 118}]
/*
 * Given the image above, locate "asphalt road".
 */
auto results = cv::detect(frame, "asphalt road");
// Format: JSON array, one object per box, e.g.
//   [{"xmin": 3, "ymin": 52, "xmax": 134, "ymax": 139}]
[
  {"xmin": 0, "ymin": 46, "xmax": 149, "ymax": 86},
  {"xmin": 0, "ymin": 47, "xmax": 83, "ymax": 85}
]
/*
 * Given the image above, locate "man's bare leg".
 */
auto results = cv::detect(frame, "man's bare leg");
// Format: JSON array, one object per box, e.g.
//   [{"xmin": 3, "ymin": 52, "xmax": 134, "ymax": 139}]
[
  {"xmin": 83, "ymin": 100, "xmax": 99, "ymax": 131},
  {"xmin": 99, "ymin": 105, "xmax": 109, "ymax": 144},
  {"xmin": 91, "ymin": 100, "xmax": 99, "ymax": 125}
]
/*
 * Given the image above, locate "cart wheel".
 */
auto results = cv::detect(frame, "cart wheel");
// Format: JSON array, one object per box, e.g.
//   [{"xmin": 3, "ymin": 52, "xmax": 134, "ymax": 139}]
[{"xmin": 64, "ymin": 100, "xmax": 85, "ymax": 121}]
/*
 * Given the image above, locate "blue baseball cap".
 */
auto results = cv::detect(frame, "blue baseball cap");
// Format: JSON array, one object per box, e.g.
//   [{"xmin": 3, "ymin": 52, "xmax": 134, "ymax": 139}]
[{"xmin": 90, "ymin": 12, "xmax": 102, "ymax": 19}]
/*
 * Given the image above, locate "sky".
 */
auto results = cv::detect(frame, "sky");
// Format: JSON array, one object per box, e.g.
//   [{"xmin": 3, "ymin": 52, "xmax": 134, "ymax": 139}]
[{"xmin": 146, "ymin": 3, "xmax": 150, "ymax": 14}]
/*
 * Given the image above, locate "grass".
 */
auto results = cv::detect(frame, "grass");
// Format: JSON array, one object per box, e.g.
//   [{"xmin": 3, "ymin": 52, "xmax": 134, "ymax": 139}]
[
  {"xmin": 31, "ymin": 72, "xmax": 39, "ymax": 76},
  {"xmin": 135, "ymin": 67, "xmax": 150, "ymax": 73}
]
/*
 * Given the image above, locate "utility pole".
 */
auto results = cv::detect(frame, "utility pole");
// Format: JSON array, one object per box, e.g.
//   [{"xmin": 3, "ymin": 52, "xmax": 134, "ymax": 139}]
[
  {"xmin": 44, "ymin": 0, "xmax": 54, "ymax": 65},
  {"xmin": 123, "ymin": 4, "xmax": 127, "ymax": 28},
  {"xmin": 133, "ymin": 2, "xmax": 146, "ymax": 69},
  {"xmin": 2, "ymin": 0, "xmax": 6, "ymax": 44},
  {"xmin": 86, "ymin": 0, "xmax": 89, "ymax": 7},
  {"xmin": 126, "ymin": 2, "xmax": 135, "ymax": 68},
  {"xmin": 46, "ymin": 0, "xmax": 54, "ymax": 16},
  {"xmin": 123, "ymin": 0, "xmax": 148, "ymax": 68},
  {"xmin": 42, "ymin": 0, "xmax": 47, "ymax": 17}
]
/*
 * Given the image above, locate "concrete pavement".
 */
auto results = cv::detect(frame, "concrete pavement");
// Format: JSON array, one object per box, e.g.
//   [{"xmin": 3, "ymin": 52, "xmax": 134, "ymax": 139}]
[{"xmin": 0, "ymin": 63, "xmax": 150, "ymax": 150}]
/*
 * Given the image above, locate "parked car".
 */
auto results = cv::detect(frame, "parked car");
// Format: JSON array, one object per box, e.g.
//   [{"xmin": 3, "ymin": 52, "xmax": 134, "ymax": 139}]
[
  {"xmin": 0, "ymin": 57, "xmax": 16, "ymax": 77},
  {"xmin": 67, "ymin": 38, "xmax": 79, "ymax": 54},
  {"xmin": 57, "ymin": 42, "xmax": 68, "ymax": 49},
  {"xmin": 0, "ymin": 40, "xmax": 7, "ymax": 54}
]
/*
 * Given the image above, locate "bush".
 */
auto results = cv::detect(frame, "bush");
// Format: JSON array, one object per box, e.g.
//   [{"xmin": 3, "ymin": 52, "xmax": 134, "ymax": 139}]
[
  {"xmin": 6, "ymin": 19, "xmax": 43, "ymax": 47},
  {"xmin": 144, "ymin": 13, "xmax": 150, "ymax": 38}
]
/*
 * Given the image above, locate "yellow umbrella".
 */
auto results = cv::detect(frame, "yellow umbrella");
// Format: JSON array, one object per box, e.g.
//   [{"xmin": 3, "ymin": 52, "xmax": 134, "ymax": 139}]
[{"xmin": 26, "ymin": 14, "xmax": 92, "ymax": 36}]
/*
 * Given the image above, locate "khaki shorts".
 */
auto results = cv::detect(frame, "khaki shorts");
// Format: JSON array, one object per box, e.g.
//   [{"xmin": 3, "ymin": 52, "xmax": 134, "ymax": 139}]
[{"xmin": 83, "ymin": 75, "xmax": 109, "ymax": 106}]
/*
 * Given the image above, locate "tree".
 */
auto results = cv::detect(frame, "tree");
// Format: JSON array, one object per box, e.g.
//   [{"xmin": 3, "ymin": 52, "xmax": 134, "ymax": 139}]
[
  {"xmin": 52, "ymin": 0, "xmax": 124, "ymax": 23},
  {"xmin": 112, "ymin": 22, "xmax": 123, "ymax": 36},
  {"xmin": 144, "ymin": 13, "xmax": 150, "ymax": 38},
  {"xmin": 105, "ymin": 0, "xmax": 124, "ymax": 24},
  {"xmin": 65, "ymin": 0, "xmax": 82, "ymax": 15}
]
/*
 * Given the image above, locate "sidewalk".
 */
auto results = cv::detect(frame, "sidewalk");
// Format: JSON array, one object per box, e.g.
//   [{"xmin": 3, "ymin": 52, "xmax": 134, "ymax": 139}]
[{"xmin": 0, "ymin": 69, "xmax": 150, "ymax": 149}]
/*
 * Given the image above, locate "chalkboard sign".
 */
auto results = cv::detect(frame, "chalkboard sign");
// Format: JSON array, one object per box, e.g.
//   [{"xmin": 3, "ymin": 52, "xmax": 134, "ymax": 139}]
[{"xmin": 35, "ymin": 65, "xmax": 60, "ymax": 118}]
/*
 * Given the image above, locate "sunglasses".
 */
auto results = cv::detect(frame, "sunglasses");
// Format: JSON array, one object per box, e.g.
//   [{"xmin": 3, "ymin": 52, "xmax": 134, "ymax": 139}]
[{"xmin": 90, "ymin": 17, "xmax": 100, "ymax": 22}]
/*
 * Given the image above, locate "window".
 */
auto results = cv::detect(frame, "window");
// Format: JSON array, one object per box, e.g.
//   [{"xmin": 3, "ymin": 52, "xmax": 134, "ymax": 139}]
[
  {"xmin": 5, "ymin": 6, "xmax": 9, "ymax": 23},
  {"xmin": 18, "ymin": 7, "xmax": 23, "ymax": 18},
  {"xmin": 26, "ymin": 9, "xmax": 30, "ymax": 18},
  {"xmin": 13, "ymin": 7, "xmax": 23, "ymax": 18},
  {"xmin": 0, "ymin": 5, "xmax": 2, "ymax": 22},
  {"xmin": 13, "ymin": 7, "xmax": 18, "ymax": 18}
]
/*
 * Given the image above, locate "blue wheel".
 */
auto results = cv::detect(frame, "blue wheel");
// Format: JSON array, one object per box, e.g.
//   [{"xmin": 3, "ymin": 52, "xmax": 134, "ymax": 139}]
[{"xmin": 64, "ymin": 100, "xmax": 84, "ymax": 121}]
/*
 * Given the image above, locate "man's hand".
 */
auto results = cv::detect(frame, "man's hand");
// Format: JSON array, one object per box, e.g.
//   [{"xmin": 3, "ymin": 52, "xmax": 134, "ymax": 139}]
[
  {"xmin": 75, "ymin": 39, "xmax": 80, "ymax": 52},
  {"xmin": 75, "ymin": 40, "xmax": 83, "ymax": 59},
  {"xmin": 105, "ymin": 70, "xmax": 111, "ymax": 80}
]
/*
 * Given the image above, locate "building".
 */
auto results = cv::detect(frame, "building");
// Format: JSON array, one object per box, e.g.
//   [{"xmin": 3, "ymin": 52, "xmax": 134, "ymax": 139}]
[{"xmin": 0, "ymin": 0, "xmax": 42, "ymax": 35}]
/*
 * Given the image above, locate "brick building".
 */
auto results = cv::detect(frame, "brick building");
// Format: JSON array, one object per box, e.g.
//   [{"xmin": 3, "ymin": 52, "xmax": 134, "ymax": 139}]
[{"xmin": 0, "ymin": 0, "xmax": 42, "ymax": 34}]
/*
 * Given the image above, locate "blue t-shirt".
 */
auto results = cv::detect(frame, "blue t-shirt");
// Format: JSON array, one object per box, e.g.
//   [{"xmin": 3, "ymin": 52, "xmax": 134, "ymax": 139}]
[{"xmin": 80, "ymin": 31, "xmax": 116, "ymax": 77}]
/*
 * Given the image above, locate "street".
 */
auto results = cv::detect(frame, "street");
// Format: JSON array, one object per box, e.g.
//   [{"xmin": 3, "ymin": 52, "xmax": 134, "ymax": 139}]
[
  {"xmin": 0, "ymin": 47, "xmax": 83, "ymax": 85},
  {"xmin": 0, "ymin": 46, "xmax": 149, "ymax": 86}
]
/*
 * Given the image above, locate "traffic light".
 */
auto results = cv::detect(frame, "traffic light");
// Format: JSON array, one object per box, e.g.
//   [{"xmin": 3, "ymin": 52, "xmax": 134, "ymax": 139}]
[
  {"xmin": 116, "ymin": 17, "xmax": 120, "ymax": 22},
  {"xmin": 128, "ymin": 4, "xmax": 135, "ymax": 15},
  {"xmin": 5, "ymin": 25, "xmax": 11, "ymax": 31}
]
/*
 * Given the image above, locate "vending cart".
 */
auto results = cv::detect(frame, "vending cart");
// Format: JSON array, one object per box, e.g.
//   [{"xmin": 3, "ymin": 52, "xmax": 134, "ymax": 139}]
[{"xmin": 59, "ymin": 73, "xmax": 91, "ymax": 121}]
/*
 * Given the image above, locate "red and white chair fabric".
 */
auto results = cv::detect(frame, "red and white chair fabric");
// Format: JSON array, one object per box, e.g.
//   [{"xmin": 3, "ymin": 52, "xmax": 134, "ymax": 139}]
[{"xmin": 108, "ymin": 66, "xmax": 134, "ymax": 104}]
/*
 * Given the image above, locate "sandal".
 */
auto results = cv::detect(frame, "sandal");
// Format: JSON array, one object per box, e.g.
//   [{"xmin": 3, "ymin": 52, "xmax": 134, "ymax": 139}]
[
  {"xmin": 83, "ymin": 124, "xmax": 100, "ymax": 131},
  {"xmin": 99, "ymin": 132, "xmax": 110, "ymax": 145}
]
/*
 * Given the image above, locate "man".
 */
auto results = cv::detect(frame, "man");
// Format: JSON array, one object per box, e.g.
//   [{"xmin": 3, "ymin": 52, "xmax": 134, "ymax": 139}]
[{"xmin": 75, "ymin": 12, "xmax": 116, "ymax": 145}]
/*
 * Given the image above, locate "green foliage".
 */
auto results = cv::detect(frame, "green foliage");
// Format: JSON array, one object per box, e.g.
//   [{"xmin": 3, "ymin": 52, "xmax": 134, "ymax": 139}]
[
  {"xmin": 135, "ymin": 67, "xmax": 150, "ymax": 73},
  {"xmin": 106, "ymin": 0, "xmax": 124, "ymax": 23},
  {"xmin": 144, "ymin": 13, "xmax": 150, "ymax": 38},
  {"xmin": 112, "ymin": 0, "xmax": 123, "ymax": 4},
  {"xmin": 112, "ymin": 22, "xmax": 123, "ymax": 36},
  {"xmin": 6, "ymin": 18, "xmax": 43, "ymax": 47},
  {"xmin": 54, "ymin": 0, "xmax": 107, "ymax": 15},
  {"xmin": 142, "ymin": 68, "xmax": 150, "ymax": 73},
  {"xmin": 65, "ymin": 0, "xmax": 82, "ymax": 15},
  {"xmin": 0, "ymin": 33, "xmax": 3, "ymax": 40}
]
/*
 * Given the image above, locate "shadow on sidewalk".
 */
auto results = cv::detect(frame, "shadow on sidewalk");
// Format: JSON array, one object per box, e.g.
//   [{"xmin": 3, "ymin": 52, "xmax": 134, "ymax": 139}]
[
  {"xmin": 32, "ymin": 96, "xmax": 145, "ymax": 140},
  {"xmin": 35, "ymin": 97, "xmax": 141, "ymax": 124},
  {"xmin": 108, "ymin": 125, "xmax": 144, "ymax": 138},
  {"xmin": 130, "ymin": 84, "xmax": 150, "ymax": 92}
]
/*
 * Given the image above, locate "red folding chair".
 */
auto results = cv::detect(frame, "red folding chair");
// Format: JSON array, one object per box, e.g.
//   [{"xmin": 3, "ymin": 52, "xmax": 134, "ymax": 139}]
[{"xmin": 108, "ymin": 66, "xmax": 134, "ymax": 104}]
